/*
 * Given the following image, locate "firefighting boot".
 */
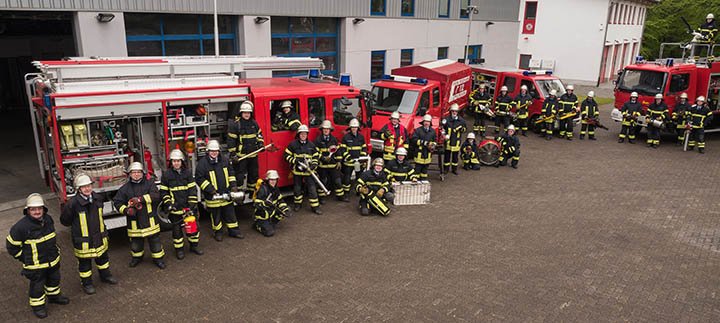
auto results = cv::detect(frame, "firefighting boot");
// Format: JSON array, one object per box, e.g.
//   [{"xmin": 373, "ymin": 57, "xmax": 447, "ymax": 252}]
[
  {"xmin": 189, "ymin": 243, "xmax": 204, "ymax": 255},
  {"xmin": 647, "ymin": 142, "xmax": 652, "ymax": 148},
  {"xmin": 360, "ymin": 206, "xmax": 370, "ymax": 216},
  {"xmin": 214, "ymin": 231, "xmax": 223, "ymax": 242},
  {"xmin": 154, "ymin": 260, "xmax": 166, "ymax": 270},
  {"xmin": 451, "ymin": 168, "xmax": 458, "ymax": 175},
  {"xmin": 566, "ymin": 136, "xmax": 572, "ymax": 141},
  {"xmin": 337, "ymin": 194, "xmax": 350, "ymax": 202},
  {"xmin": 175, "ymin": 248, "xmax": 185, "ymax": 260},
  {"xmin": 318, "ymin": 197, "xmax": 326, "ymax": 205},
  {"xmin": 312, "ymin": 207, "xmax": 323, "ymax": 215},
  {"xmin": 589, "ymin": 135, "xmax": 596, "ymax": 140},
  {"xmin": 81, "ymin": 281, "xmax": 96, "ymax": 295},
  {"xmin": 293, "ymin": 204, "xmax": 301, "ymax": 212},
  {"xmin": 699, "ymin": 148, "xmax": 705, "ymax": 154},
  {"xmin": 32, "ymin": 307, "xmax": 47, "ymax": 319},
  {"xmin": 628, "ymin": 138, "xmax": 636, "ymax": 144},
  {"xmin": 48, "ymin": 294, "xmax": 69, "ymax": 305},
  {"xmin": 511, "ymin": 159, "xmax": 519, "ymax": 169},
  {"xmin": 617, "ymin": 138, "xmax": 624, "ymax": 143},
  {"xmin": 228, "ymin": 229, "xmax": 244, "ymax": 239},
  {"xmin": 129, "ymin": 258, "xmax": 143, "ymax": 268},
  {"xmin": 100, "ymin": 273, "xmax": 118, "ymax": 285},
  {"xmin": 579, "ymin": 134, "xmax": 585, "ymax": 140}
]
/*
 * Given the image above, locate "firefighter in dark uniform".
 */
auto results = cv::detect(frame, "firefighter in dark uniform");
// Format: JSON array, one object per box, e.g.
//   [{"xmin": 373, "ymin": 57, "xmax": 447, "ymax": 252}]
[
  {"xmin": 314, "ymin": 120, "xmax": 347, "ymax": 203},
  {"xmin": 495, "ymin": 125, "xmax": 520, "ymax": 169},
  {"xmin": 253, "ymin": 170, "xmax": 290, "ymax": 237},
  {"xmin": 513, "ymin": 85, "xmax": 533, "ymax": 136},
  {"xmin": 284, "ymin": 124, "xmax": 322, "ymax": 214},
  {"xmin": 442, "ymin": 103, "xmax": 467, "ymax": 175},
  {"xmin": 380, "ymin": 111, "xmax": 408, "ymax": 162},
  {"xmin": 461, "ymin": 132, "xmax": 481, "ymax": 170},
  {"xmin": 60, "ymin": 174, "xmax": 117, "ymax": 295},
  {"xmin": 278, "ymin": 100, "xmax": 301, "ymax": 131},
  {"xmin": 227, "ymin": 101, "xmax": 264, "ymax": 195},
  {"xmin": 195, "ymin": 140, "xmax": 244, "ymax": 241},
  {"xmin": 469, "ymin": 83, "xmax": 492, "ymax": 136},
  {"xmin": 558, "ymin": 85, "xmax": 579, "ymax": 140},
  {"xmin": 339, "ymin": 118, "xmax": 368, "ymax": 195},
  {"xmin": 687, "ymin": 96, "xmax": 714, "ymax": 153},
  {"xmin": 160, "ymin": 149, "xmax": 202, "ymax": 260},
  {"xmin": 580, "ymin": 91, "xmax": 600, "ymax": 140},
  {"xmin": 646, "ymin": 94, "xmax": 669, "ymax": 148},
  {"xmin": 688, "ymin": 13, "xmax": 717, "ymax": 58},
  {"xmin": 411, "ymin": 114, "xmax": 437, "ymax": 179},
  {"xmin": 618, "ymin": 92, "xmax": 642, "ymax": 144},
  {"xmin": 7, "ymin": 194, "xmax": 69, "ymax": 318},
  {"xmin": 114, "ymin": 162, "xmax": 166, "ymax": 269},
  {"xmin": 542, "ymin": 90, "xmax": 559, "ymax": 140},
  {"xmin": 672, "ymin": 92, "xmax": 691, "ymax": 144},
  {"xmin": 494, "ymin": 86, "xmax": 513, "ymax": 134},
  {"xmin": 356, "ymin": 158, "xmax": 395, "ymax": 216},
  {"xmin": 386, "ymin": 147, "xmax": 418, "ymax": 182}
]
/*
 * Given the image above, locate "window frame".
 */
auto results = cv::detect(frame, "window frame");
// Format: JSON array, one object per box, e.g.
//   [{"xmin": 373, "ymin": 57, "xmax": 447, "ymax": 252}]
[
  {"xmin": 401, "ymin": 0, "xmax": 415, "ymax": 17},
  {"xmin": 371, "ymin": 0, "xmax": 387, "ymax": 16},
  {"xmin": 371, "ymin": 50, "xmax": 386, "ymax": 83},
  {"xmin": 270, "ymin": 98, "xmax": 302, "ymax": 133},
  {"xmin": 503, "ymin": 77, "xmax": 517, "ymax": 93},
  {"xmin": 306, "ymin": 97, "xmax": 327, "ymax": 128},
  {"xmin": 668, "ymin": 73, "xmax": 690, "ymax": 94},
  {"xmin": 519, "ymin": 54, "xmax": 532, "ymax": 70},
  {"xmin": 125, "ymin": 14, "xmax": 237, "ymax": 56},
  {"xmin": 271, "ymin": 17, "xmax": 339, "ymax": 77},
  {"xmin": 465, "ymin": 44, "xmax": 482, "ymax": 64},
  {"xmin": 437, "ymin": 46, "xmax": 449, "ymax": 59},
  {"xmin": 438, "ymin": 0, "xmax": 451, "ymax": 18},
  {"xmin": 401, "ymin": 49, "xmax": 414, "ymax": 67},
  {"xmin": 460, "ymin": 0, "xmax": 471, "ymax": 19}
]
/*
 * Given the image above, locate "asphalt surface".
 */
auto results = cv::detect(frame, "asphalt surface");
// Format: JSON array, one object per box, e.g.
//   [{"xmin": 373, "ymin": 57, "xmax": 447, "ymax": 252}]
[{"xmin": 2, "ymin": 103, "xmax": 720, "ymax": 322}]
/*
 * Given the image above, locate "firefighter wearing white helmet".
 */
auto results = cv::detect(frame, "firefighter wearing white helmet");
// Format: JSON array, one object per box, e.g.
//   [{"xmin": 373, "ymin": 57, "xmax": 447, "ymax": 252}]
[
  {"xmin": 386, "ymin": 146, "xmax": 417, "ymax": 182},
  {"xmin": 278, "ymin": 100, "xmax": 301, "ymax": 131},
  {"xmin": 253, "ymin": 170, "xmax": 290, "ymax": 237},
  {"xmin": 469, "ymin": 82, "xmax": 492, "ymax": 136},
  {"xmin": 646, "ymin": 92, "xmax": 669, "ymax": 148},
  {"xmin": 494, "ymin": 84, "xmax": 513, "ymax": 134},
  {"xmin": 380, "ymin": 110, "xmax": 408, "ymax": 162},
  {"xmin": 442, "ymin": 103, "xmax": 467, "ymax": 175},
  {"xmin": 686, "ymin": 96, "xmax": 713, "ymax": 153},
  {"xmin": 494, "ymin": 124, "xmax": 520, "ymax": 169},
  {"xmin": 411, "ymin": 114, "xmax": 438, "ymax": 179},
  {"xmin": 461, "ymin": 132, "xmax": 481, "ymax": 170},
  {"xmin": 114, "ymin": 160, "xmax": 166, "ymax": 269},
  {"xmin": 228, "ymin": 100, "xmax": 265, "ymax": 196},
  {"xmin": 159, "ymin": 149, "xmax": 202, "ymax": 260},
  {"xmin": 541, "ymin": 89, "xmax": 560, "ymax": 140},
  {"xmin": 618, "ymin": 91, "xmax": 642, "ymax": 144},
  {"xmin": 8, "ymin": 193, "xmax": 69, "ymax": 318},
  {"xmin": 339, "ymin": 118, "xmax": 368, "ymax": 196},
  {"xmin": 356, "ymin": 158, "xmax": 393, "ymax": 216},
  {"xmin": 285, "ymin": 124, "xmax": 322, "ymax": 214},
  {"xmin": 558, "ymin": 85, "xmax": 579, "ymax": 140},
  {"xmin": 195, "ymin": 139, "xmax": 244, "ymax": 241},
  {"xmin": 61, "ymin": 173, "xmax": 117, "ymax": 294},
  {"xmin": 672, "ymin": 93, "xmax": 692, "ymax": 144},
  {"xmin": 513, "ymin": 84, "xmax": 534, "ymax": 136},
  {"xmin": 693, "ymin": 14, "xmax": 717, "ymax": 46},
  {"xmin": 314, "ymin": 119, "xmax": 346, "ymax": 203},
  {"xmin": 579, "ymin": 91, "xmax": 600, "ymax": 140}
]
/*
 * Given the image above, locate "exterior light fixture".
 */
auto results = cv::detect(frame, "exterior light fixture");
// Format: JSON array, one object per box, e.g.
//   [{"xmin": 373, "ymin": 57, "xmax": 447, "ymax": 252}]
[{"xmin": 95, "ymin": 13, "xmax": 115, "ymax": 23}]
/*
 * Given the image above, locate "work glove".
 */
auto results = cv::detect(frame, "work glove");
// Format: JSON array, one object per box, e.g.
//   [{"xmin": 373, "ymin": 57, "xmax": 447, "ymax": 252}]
[
  {"xmin": 231, "ymin": 186, "xmax": 239, "ymax": 193},
  {"xmin": 126, "ymin": 207, "xmax": 137, "ymax": 217},
  {"xmin": 412, "ymin": 177, "xmax": 418, "ymax": 183},
  {"xmin": 296, "ymin": 163, "xmax": 306, "ymax": 171},
  {"xmin": 360, "ymin": 162, "xmax": 367, "ymax": 170},
  {"xmin": 209, "ymin": 190, "xmax": 217, "ymax": 196},
  {"xmin": 309, "ymin": 163, "xmax": 318, "ymax": 171},
  {"xmin": 231, "ymin": 155, "xmax": 240, "ymax": 164},
  {"xmin": 336, "ymin": 162, "xmax": 342, "ymax": 170},
  {"xmin": 359, "ymin": 186, "xmax": 370, "ymax": 195},
  {"xmin": 376, "ymin": 188, "xmax": 385, "ymax": 198}
]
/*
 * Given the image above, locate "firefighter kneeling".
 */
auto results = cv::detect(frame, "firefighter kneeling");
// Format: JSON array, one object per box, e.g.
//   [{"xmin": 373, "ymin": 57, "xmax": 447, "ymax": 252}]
[
  {"xmin": 356, "ymin": 158, "xmax": 394, "ymax": 216},
  {"xmin": 495, "ymin": 125, "xmax": 520, "ymax": 169},
  {"xmin": 253, "ymin": 170, "xmax": 290, "ymax": 237},
  {"xmin": 461, "ymin": 132, "xmax": 481, "ymax": 170}
]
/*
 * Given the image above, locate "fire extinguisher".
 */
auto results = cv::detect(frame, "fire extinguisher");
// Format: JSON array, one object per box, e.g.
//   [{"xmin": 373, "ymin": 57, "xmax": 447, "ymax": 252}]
[
  {"xmin": 183, "ymin": 208, "xmax": 198, "ymax": 235},
  {"xmin": 143, "ymin": 144, "xmax": 155, "ymax": 177}
]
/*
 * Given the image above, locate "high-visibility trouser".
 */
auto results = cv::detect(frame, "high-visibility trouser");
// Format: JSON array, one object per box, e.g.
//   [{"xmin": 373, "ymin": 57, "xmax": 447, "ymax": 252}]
[
  {"xmin": 443, "ymin": 150, "xmax": 459, "ymax": 170},
  {"xmin": 170, "ymin": 213, "xmax": 199, "ymax": 250},
  {"xmin": 473, "ymin": 113, "xmax": 486, "ymax": 134},
  {"xmin": 647, "ymin": 123, "xmax": 661, "ymax": 145},
  {"xmin": 208, "ymin": 204, "xmax": 239, "ymax": 233},
  {"xmin": 360, "ymin": 194, "xmax": 390, "ymax": 216},
  {"xmin": 77, "ymin": 250, "xmax": 110, "ymax": 285},
  {"xmin": 317, "ymin": 167, "xmax": 343, "ymax": 197},
  {"xmin": 233, "ymin": 157, "xmax": 259, "ymax": 193},
  {"xmin": 414, "ymin": 162, "xmax": 430, "ymax": 179},
  {"xmin": 293, "ymin": 175, "xmax": 319, "ymax": 208},
  {"xmin": 619, "ymin": 124, "xmax": 636, "ymax": 140},
  {"xmin": 545, "ymin": 119, "xmax": 554, "ymax": 136},
  {"xmin": 676, "ymin": 122, "xmax": 686, "ymax": 142},
  {"xmin": 461, "ymin": 152, "xmax": 480, "ymax": 168},
  {"xmin": 341, "ymin": 165, "xmax": 355, "ymax": 193},
  {"xmin": 495, "ymin": 116, "xmax": 510, "ymax": 133},
  {"xmin": 499, "ymin": 150, "xmax": 520, "ymax": 166},
  {"xmin": 559, "ymin": 118, "xmax": 574, "ymax": 138},
  {"xmin": 689, "ymin": 128, "xmax": 705, "ymax": 148},
  {"xmin": 580, "ymin": 120, "xmax": 595, "ymax": 136},
  {"xmin": 515, "ymin": 116, "xmax": 528, "ymax": 132},
  {"xmin": 25, "ymin": 263, "xmax": 61, "ymax": 310},
  {"xmin": 130, "ymin": 233, "xmax": 164, "ymax": 260}
]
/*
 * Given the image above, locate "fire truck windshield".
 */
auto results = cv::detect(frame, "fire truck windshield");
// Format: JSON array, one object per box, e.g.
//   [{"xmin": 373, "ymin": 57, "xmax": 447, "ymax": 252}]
[
  {"xmin": 536, "ymin": 79, "xmax": 566, "ymax": 98},
  {"xmin": 370, "ymin": 86, "xmax": 420, "ymax": 114},
  {"xmin": 617, "ymin": 69, "xmax": 667, "ymax": 96}
]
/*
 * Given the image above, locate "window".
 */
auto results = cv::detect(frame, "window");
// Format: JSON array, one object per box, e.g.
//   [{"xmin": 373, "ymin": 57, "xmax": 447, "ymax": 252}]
[
  {"xmin": 437, "ymin": 47, "xmax": 448, "ymax": 59},
  {"xmin": 401, "ymin": 49, "xmax": 413, "ymax": 67},
  {"xmin": 270, "ymin": 99, "xmax": 300, "ymax": 132},
  {"xmin": 617, "ymin": 69, "xmax": 667, "ymax": 96},
  {"xmin": 371, "ymin": 51, "xmax": 386, "ymax": 82},
  {"xmin": 523, "ymin": 1, "xmax": 538, "ymax": 34},
  {"xmin": 417, "ymin": 91, "xmax": 430, "ymax": 116},
  {"xmin": 371, "ymin": 0, "xmax": 386, "ymax": 16},
  {"xmin": 668, "ymin": 74, "xmax": 690, "ymax": 93},
  {"xmin": 401, "ymin": 0, "xmax": 414, "ymax": 16},
  {"xmin": 333, "ymin": 98, "xmax": 362, "ymax": 126},
  {"xmin": 520, "ymin": 80, "xmax": 538, "ymax": 97},
  {"xmin": 614, "ymin": 3, "xmax": 619, "ymax": 24},
  {"xmin": 519, "ymin": 54, "xmax": 532, "ymax": 70},
  {"xmin": 503, "ymin": 77, "xmax": 517, "ymax": 92},
  {"xmin": 432, "ymin": 87, "xmax": 440, "ymax": 107},
  {"xmin": 271, "ymin": 17, "xmax": 338, "ymax": 77},
  {"xmin": 460, "ymin": 0, "xmax": 471, "ymax": 18},
  {"xmin": 307, "ymin": 97, "xmax": 326, "ymax": 128},
  {"xmin": 465, "ymin": 45, "xmax": 482, "ymax": 64},
  {"xmin": 371, "ymin": 86, "xmax": 420, "ymax": 114},
  {"xmin": 438, "ymin": 0, "xmax": 450, "ymax": 18}
]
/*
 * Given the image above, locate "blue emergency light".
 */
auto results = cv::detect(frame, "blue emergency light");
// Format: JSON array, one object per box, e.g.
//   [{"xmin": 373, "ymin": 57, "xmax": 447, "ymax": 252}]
[
  {"xmin": 635, "ymin": 56, "xmax": 643, "ymax": 63},
  {"xmin": 412, "ymin": 78, "xmax": 428, "ymax": 85},
  {"xmin": 545, "ymin": 71, "xmax": 552, "ymax": 75},
  {"xmin": 381, "ymin": 74, "xmax": 393, "ymax": 80},
  {"xmin": 339, "ymin": 73, "xmax": 352, "ymax": 86},
  {"xmin": 523, "ymin": 71, "xmax": 536, "ymax": 76},
  {"xmin": 666, "ymin": 59, "xmax": 674, "ymax": 67},
  {"xmin": 308, "ymin": 69, "xmax": 321, "ymax": 78}
]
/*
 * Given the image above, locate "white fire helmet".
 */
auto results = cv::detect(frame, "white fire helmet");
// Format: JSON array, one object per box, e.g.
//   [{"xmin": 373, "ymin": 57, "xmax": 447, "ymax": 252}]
[
  {"xmin": 550, "ymin": 90, "xmax": 557, "ymax": 96},
  {"xmin": 169, "ymin": 149, "xmax": 185, "ymax": 161},
  {"xmin": 297, "ymin": 124, "xmax": 310, "ymax": 133},
  {"xmin": 680, "ymin": 93, "xmax": 688, "ymax": 99},
  {"xmin": 587, "ymin": 91, "xmax": 595, "ymax": 98},
  {"xmin": 74, "ymin": 174, "xmax": 93, "ymax": 189},
  {"xmin": 396, "ymin": 147, "xmax": 407, "ymax": 156},
  {"xmin": 708, "ymin": 13, "xmax": 715, "ymax": 20},
  {"xmin": 25, "ymin": 193, "xmax": 45, "ymax": 209},
  {"xmin": 266, "ymin": 170, "xmax": 279, "ymax": 180},
  {"xmin": 507, "ymin": 125, "xmax": 516, "ymax": 132},
  {"xmin": 207, "ymin": 140, "xmax": 221, "ymax": 151},
  {"xmin": 349, "ymin": 118, "xmax": 360, "ymax": 128},
  {"xmin": 467, "ymin": 132, "xmax": 476, "ymax": 140},
  {"xmin": 320, "ymin": 120, "xmax": 333, "ymax": 129},
  {"xmin": 567, "ymin": 85, "xmax": 574, "ymax": 91},
  {"xmin": 372, "ymin": 157, "xmax": 384, "ymax": 167},
  {"xmin": 450, "ymin": 103, "xmax": 459, "ymax": 112},
  {"xmin": 239, "ymin": 101, "xmax": 254, "ymax": 113},
  {"xmin": 655, "ymin": 94, "xmax": 663, "ymax": 100},
  {"xmin": 127, "ymin": 162, "xmax": 145, "ymax": 173},
  {"xmin": 630, "ymin": 92, "xmax": 639, "ymax": 98},
  {"xmin": 521, "ymin": 85, "xmax": 528, "ymax": 91},
  {"xmin": 500, "ymin": 86, "xmax": 508, "ymax": 92},
  {"xmin": 422, "ymin": 114, "xmax": 432, "ymax": 123},
  {"xmin": 697, "ymin": 96, "xmax": 706, "ymax": 103},
  {"xmin": 390, "ymin": 111, "xmax": 400, "ymax": 119}
]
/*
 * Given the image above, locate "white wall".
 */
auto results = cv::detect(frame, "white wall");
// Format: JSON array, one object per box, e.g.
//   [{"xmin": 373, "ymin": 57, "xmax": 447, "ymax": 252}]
[
  {"xmin": 73, "ymin": 12, "xmax": 127, "ymax": 57},
  {"xmin": 238, "ymin": 16, "xmax": 273, "ymax": 78}
]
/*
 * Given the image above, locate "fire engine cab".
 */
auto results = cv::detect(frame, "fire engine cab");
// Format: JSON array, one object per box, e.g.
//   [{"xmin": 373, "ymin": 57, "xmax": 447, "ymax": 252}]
[{"xmin": 25, "ymin": 56, "xmax": 370, "ymax": 229}]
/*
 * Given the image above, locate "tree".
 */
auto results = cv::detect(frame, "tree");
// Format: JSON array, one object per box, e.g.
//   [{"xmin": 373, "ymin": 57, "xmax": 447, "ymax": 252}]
[{"xmin": 642, "ymin": 0, "xmax": 720, "ymax": 60}]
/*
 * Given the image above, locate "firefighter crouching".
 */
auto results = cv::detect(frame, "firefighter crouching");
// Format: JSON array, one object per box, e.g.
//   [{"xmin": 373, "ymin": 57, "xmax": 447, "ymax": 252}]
[
  {"xmin": 494, "ymin": 86, "xmax": 513, "ymax": 134},
  {"xmin": 356, "ymin": 158, "xmax": 394, "ymax": 216},
  {"xmin": 339, "ymin": 118, "xmax": 368, "ymax": 195},
  {"xmin": 495, "ymin": 125, "xmax": 520, "ymax": 169},
  {"xmin": 113, "ymin": 162, "xmax": 166, "ymax": 269},
  {"xmin": 513, "ymin": 85, "xmax": 533, "ymax": 136},
  {"xmin": 672, "ymin": 93, "xmax": 691, "ymax": 145},
  {"xmin": 461, "ymin": 132, "xmax": 481, "ymax": 170},
  {"xmin": 380, "ymin": 111, "xmax": 408, "ymax": 162},
  {"xmin": 386, "ymin": 147, "xmax": 418, "ymax": 182},
  {"xmin": 580, "ymin": 91, "xmax": 599, "ymax": 140},
  {"xmin": 6, "ymin": 194, "xmax": 69, "ymax": 318},
  {"xmin": 314, "ymin": 120, "xmax": 347, "ymax": 203},
  {"xmin": 687, "ymin": 96, "xmax": 713, "ymax": 153},
  {"xmin": 442, "ymin": 103, "xmax": 467, "ymax": 175},
  {"xmin": 60, "ymin": 174, "xmax": 117, "ymax": 295},
  {"xmin": 646, "ymin": 94, "xmax": 669, "ymax": 148},
  {"xmin": 278, "ymin": 100, "xmax": 301, "ymax": 131},
  {"xmin": 558, "ymin": 85, "xmax": 579, "ymax": 140},
  {"xmin": 412, "ymin": 114, "xmax": 437, "ymax": 179},
  {"xmin": 253, "ymin": 170, "xmax": 290, "ymax": 237},
  {"xmin": 618, "ymin": 92, "xmax": 641, "ymax": 144},
  {"xmin": 228, "ymin": 101, "xmax": 264, "ymax": 195},
  {"xmin": 195, "ymin": 140, "xmax": 244, "ymax": 241},
  {"xmin": 285, "ymin": 124, "xmax": 323, "ymax": 215},
  {"xmin": 160, "ymin": 149, "xmax": 203, "ymax": 260},
  {"xmin": 542, "ymin": 90, "xmax": 559, "ymax": 140},
  {"xmin": 469, "ymin": 83, "xmax": 492, "ymax": 136}
]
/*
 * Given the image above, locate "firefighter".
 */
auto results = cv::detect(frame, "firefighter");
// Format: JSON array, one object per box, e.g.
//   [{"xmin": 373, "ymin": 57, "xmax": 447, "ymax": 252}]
[
  {"xmin": 469, "ymin": 83, "xmax": 492, "ymax": 136},
  {"xmin": 442, "ymin": 103, "xmax": 467, "ymax": 175},
  {"xmin": 113, "ymin": 162, "xmax": 166, "ymax": 269},
  {"xmin": 618, "ymin": 92, "xmax": 642, "ymax": 144},
  {"xmin": 687, "ymin": 13, "xmax": 717, "ymax": 58},
  {"xmin": 495, "ymin": 125, "xmax": 520, "ymax": 169},
  {"xmin": 314, "ymin": 120, "xmax": 346, "ymax": 203},
  {"xmin": 278, "ymin": 100, "xmax": 301, "ymax": 131},
  {"xmin": 285, "ymin": 124, "xmax": 322, "ymax": 214},
  {"xmin": 580, "ymin": 91, "xmax": 600, "ymax": 140},
  {"xmin": 386, "ymin": 147, "xmax": 417, "ymax": 182},
  {"xmin": 494, "ymin": 86, "xmax": 513, "ymax": 134},
  {"xmin": 60, "ymin": 174, "xmax": 117, "ymax": 295},
  {"xmin": 646, "ymin": 94, "xmax": 669, "ymax": 148},
  {"xmin": 356, "ymin": 158, "xmax": 394, "ymax": 216},
  {"xmin": 513, "ymin": 85, "xmax": 533, "ymax": 136},
  {"xmin": 380, "ymin": 111, "xmax": 408, "ymax": 162},
  {"xmin": 558, "ymin": 85, "xmax": 579, "ymax": 140},
  {"xmin": 411, "ymin": 114, "xmax": 437, "ymax": 179},
  {"xmin": 339, "ymin": 118, "xmax": 368, "ymax": 196},
  {"xmin": 160, "ymin": 149, "xmax": 202, "ymax": 260},
  {"xmin": 687, "ymin": 96, "xmax": 713, "ymax": 153},
  {"xmin": 541, "ymin": 90, "xmax": 559, "ymax": 140},
  {"xmin": 461, "ymin": 132, "xmax": 481, "ymax": 170},
  {"xmin": 672, "ymin": 93, "xmax": 691, "ymax": 145},
  {"xmin": 195, "ymin": 140, "xmax": 244, "ymax": 241},
  {"xmin": 253, "ymin": 170, "xmax": 290, "ymax": 237},
  {"xmin": 7, "ymin": 193, "xmax": 69, "ymax": 318},
  {"xmin": 227, "ymin": 101, "xmax": 264, "ymax": 195}
]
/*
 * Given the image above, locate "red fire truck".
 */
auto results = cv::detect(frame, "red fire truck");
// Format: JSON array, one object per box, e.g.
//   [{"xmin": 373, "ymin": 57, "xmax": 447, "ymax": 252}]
[{"xmin": 25, "ymin": 56, "xmax": 370, "ymax": 229}]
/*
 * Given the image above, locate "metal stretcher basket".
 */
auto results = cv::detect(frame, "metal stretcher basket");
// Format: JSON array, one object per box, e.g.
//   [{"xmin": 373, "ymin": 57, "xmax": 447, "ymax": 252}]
[{"xmin": 391, "ymin": 180, "xmax": 431, "ymax": 205}]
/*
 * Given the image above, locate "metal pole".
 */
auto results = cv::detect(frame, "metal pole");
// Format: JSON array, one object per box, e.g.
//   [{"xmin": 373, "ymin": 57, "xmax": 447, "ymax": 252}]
[
  {"xmin": 213, "ymin": 0, "xmax": 219, "ymax": 57},
  {"xmin": 596, "ymin": 2, "xmax": 612, "ymax": 87},
  {"xmin": 464, "ymin": 6, "xmax": 478, "ymax": 64}
]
